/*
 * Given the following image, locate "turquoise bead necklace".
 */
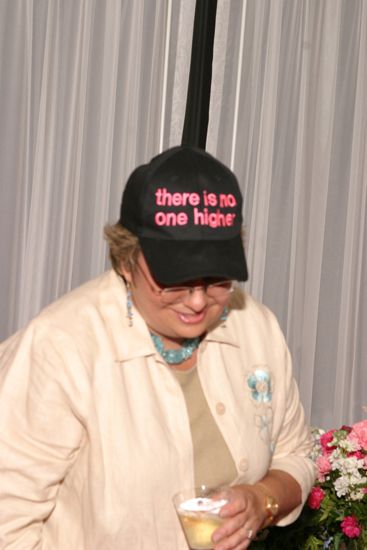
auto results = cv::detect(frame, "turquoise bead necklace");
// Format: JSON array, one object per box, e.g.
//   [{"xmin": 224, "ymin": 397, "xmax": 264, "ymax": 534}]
[{"xmin": 150, "ymin": 333, "xmax": 200, "ymax": 365}]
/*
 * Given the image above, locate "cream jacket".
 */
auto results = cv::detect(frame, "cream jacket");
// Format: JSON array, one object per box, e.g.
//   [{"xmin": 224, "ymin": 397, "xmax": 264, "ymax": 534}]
[{"xmin": 0, "ymin": 270, "xmax": 315, "ymax": 549}]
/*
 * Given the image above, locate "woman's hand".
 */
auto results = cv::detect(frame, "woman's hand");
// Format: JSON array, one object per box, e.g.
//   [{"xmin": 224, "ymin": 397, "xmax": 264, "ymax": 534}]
[
  {"xmin": 211, "ymin": 484, "xmax": 267, "ymax": 550},
  {"xmin": 211, "ymin": 471, "xmax": 302, "ymax": 549}
]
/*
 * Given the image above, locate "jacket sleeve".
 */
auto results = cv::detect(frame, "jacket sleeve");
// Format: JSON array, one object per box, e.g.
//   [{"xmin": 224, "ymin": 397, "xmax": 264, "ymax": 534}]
[
  {"xmin": 269, "ymin": 337, "xmax": 316, "ymax": 526},
  {"xmin": 0, "ymin": 322, "xmax": 85, "ymax": 548}
]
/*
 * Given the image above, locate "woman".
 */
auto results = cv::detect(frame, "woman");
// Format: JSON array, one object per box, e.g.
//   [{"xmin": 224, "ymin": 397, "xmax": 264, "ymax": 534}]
[{"xmin": 0, "ymin": 146, "xmax": 315, "ymax": 549}]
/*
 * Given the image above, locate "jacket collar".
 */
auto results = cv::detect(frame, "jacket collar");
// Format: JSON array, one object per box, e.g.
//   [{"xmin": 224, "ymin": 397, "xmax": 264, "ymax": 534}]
[{"xmin": 102, "ymin": 270, "xmax": 240, "ymax": 363}]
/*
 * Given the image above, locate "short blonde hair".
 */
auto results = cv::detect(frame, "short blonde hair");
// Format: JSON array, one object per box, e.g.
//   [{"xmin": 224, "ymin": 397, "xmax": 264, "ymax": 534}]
[{"xmin": 103, "ymin": 223, "xmax": 141, "ymax": 275}]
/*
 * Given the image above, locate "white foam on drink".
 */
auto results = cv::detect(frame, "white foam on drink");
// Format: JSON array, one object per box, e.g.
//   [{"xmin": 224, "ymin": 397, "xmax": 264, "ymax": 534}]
[{"xmin": 179, "ymin": 497, "xmax": 228, "ymax": 515}]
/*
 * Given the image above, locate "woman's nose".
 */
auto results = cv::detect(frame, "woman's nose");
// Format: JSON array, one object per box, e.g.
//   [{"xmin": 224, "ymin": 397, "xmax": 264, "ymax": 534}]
[{"xmin": 183, "ymin": 287, "xmax": 208, "ymax": 309}]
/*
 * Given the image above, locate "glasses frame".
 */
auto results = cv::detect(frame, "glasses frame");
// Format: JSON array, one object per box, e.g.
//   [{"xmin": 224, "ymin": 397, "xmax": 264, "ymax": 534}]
[{"xmin": 135, "ymin": 263, "xmax": 235, "ymax": 304}]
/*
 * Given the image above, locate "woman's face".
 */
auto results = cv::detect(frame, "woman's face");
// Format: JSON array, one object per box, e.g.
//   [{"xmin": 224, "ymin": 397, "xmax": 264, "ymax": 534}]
[{"xmin": 120, "ymin": 254, "xmax": 230, "ymax": 345}]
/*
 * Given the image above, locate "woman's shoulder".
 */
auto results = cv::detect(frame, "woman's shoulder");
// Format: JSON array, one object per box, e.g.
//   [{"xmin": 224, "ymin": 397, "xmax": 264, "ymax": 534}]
[
  {"xmin": 41, "ymin": 270, "xmax": 123, "ymax": 318},
  {"xmin": 231, "ymin": 288, "xmax": 279, "ymax": 323},
  {"xmin": 228, "ymin": 288, "xmax": 285, "ymax": 343},
  {"xmin": 1, "ymin": 270, "xmax": 126, "ymax": 352}
]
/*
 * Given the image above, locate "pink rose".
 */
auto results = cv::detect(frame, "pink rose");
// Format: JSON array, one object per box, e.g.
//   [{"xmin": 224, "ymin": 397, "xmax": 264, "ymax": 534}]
[
  {"xmin": 348, "ymin": 420, "xmax": 367, "ymax": 451},
  {"xmin": 341, "ymin": 516, "xmax": 361, "ymax": 538},
  {"xmin": 320, "ymin": 430, "xmax": 336, "ymax": 454},
  {"xmin": 307, "ymin": 487, "xmax": 325, "ymax": 509},
  {"xmin": 316, "ymin": 455, "xmax": 332, "ymax": 477}
]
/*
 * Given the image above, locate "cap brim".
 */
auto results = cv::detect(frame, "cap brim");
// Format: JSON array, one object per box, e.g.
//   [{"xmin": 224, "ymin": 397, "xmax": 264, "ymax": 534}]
[{"xmin": 139, "ymin": 235, "xmax": 248, "ymax": 285}]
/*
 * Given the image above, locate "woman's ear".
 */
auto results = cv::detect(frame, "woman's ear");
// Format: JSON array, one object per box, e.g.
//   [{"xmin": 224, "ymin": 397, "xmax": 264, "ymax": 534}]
[{"xmin": 119, "ymin": 261, "xmax": 132, "ymax": 283}]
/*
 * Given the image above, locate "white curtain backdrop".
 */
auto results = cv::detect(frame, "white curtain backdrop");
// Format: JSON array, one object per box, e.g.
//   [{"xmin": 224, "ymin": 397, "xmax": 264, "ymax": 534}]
[
  {"xmin": 0, "ymin": 0, "xmax": 195, "ymax": 334},
  {"xmin": 0, "ymin": 0, "xmax": 366, "ymax": 430},
  {"xmin": 208, "ymin": 0, "xmax": 367, "ymax": 429}
]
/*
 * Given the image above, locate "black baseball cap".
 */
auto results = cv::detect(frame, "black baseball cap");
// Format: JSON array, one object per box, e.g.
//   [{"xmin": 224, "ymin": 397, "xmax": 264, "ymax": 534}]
[{"xmin": 119, "ymin": 145, "xmax": 248, "ymax": 284}]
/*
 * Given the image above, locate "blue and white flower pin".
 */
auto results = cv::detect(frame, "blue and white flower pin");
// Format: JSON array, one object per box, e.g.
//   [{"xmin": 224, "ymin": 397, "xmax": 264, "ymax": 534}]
[{"xmin": 247, "ymin": 366, "xmax": 272, "ymax": 403}]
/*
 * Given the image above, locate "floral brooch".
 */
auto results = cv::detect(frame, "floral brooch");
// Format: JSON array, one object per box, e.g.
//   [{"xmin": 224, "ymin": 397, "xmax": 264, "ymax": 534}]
[
  {"xmin": 247, "ymin": 367, "xmax": 274, "ymax": 448},
  {"xmin": 247, "ymin": 367, "xmax": 272, "ymax": 403}
]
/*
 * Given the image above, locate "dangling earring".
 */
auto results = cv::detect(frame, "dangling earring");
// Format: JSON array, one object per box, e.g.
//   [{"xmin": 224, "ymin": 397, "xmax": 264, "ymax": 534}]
[
  {"xmin": 220, "ymin": 307, "xmax": 229, "ymax": 322},
  {"xmin": 126, "ymin": 281, "xmax": 133, "ymax": 327}
]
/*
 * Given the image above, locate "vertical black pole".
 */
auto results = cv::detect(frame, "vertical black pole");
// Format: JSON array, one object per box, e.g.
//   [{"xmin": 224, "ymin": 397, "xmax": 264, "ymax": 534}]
[{"xmin": 181, "ymin": 0, "xmax": 218, "ymax": 150}]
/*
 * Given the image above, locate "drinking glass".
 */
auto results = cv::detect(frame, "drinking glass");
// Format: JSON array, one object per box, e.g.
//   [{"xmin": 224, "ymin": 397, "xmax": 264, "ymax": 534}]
[{"xmin": 173, "ymin": 485, "xmax": 229, "ymax": 549}]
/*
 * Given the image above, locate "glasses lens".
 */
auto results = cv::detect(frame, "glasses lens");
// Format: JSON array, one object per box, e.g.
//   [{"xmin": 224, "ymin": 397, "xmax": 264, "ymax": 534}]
[
  {"xmin": 160, "ymin": 281, "xmax": 234, "ymax": 304},
  {"xmin": 160, "ymin": 287, "xmax": 189, "ymax": 304},
  {"xmin": 206, "ymin": 281, "xmax": 234, "ymax": 299}
]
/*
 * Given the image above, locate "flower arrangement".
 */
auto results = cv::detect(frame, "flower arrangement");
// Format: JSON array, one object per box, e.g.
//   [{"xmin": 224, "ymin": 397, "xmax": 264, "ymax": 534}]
[{"xmin": 252, "ymin": 419, "xmax": 367, "ymax": 549}]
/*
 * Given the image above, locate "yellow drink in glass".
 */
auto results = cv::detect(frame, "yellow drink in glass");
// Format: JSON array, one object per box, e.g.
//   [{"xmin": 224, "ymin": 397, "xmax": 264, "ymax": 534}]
[{"xmin": 173, "ymin": 486, "xmax": 228, "ymax": 549}]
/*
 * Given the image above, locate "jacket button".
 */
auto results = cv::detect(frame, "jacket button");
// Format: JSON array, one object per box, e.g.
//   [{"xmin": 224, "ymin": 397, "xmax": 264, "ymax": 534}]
[
  {"xmin": 215, "ymin": 402, "xmax": 226, "ymax": 415},
  {"xmin": 238, "ymin": 458, "xmax": 249, "ymax": 471}
]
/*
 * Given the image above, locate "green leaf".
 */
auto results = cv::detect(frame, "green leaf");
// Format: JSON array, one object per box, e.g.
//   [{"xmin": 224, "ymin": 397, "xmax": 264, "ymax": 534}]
[{"xmin": 304, "ymin": 535, "xmax": 324, "ymax": 549}]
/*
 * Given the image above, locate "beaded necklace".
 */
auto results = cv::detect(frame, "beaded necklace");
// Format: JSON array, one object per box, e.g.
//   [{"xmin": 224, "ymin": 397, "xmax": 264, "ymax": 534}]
[{"xmin": 150, "ymin": 333, "xmax": 200, "ymax": 365}]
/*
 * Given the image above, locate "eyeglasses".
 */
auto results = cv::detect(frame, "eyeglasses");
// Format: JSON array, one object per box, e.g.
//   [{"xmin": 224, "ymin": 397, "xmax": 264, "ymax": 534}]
[{"xmin": 135, "ymin": 263, "xmax": 235, "ymax": 305}]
